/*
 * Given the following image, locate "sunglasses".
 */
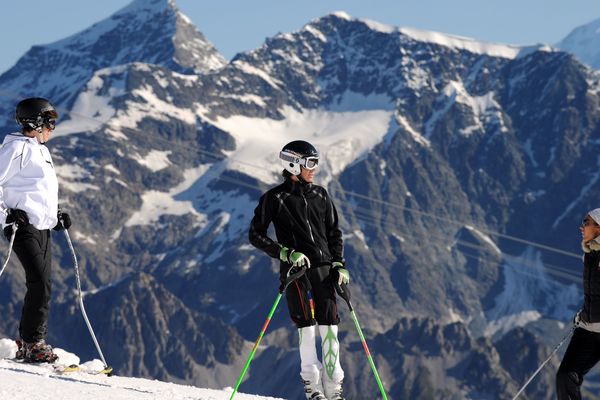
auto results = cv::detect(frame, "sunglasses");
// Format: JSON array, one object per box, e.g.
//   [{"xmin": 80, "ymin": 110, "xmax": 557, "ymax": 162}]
[{"xmin": 582, "ymin": 218, "xmax": 599, "ymax": 227}]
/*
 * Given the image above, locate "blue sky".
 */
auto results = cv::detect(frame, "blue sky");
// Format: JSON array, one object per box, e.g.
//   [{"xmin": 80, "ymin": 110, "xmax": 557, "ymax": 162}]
[{"xmin": 2, "ymin": 0, "xmax": 600, "ymax": 74}]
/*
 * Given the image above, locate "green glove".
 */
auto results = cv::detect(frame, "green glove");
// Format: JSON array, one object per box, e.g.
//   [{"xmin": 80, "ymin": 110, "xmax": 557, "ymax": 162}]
[
  {"xmin": 332, "ymin": 261, "xmax": 350, "ymax": 285},
  {"xmin": 280, "ymin": 246, "xmax": 310, "ymax": 268}
]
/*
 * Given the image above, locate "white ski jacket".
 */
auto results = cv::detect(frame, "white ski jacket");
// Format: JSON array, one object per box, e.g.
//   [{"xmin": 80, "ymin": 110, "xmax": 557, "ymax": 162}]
[{"xmin": 0, "ymin": 133, "xmax": 58, "ymax": 230}]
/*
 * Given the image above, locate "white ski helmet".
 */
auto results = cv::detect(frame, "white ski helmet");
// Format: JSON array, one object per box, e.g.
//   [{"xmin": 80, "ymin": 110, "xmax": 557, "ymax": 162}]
[{"xmin": 279, "ymin": 140, "xmax": 320, "ymax": 175}]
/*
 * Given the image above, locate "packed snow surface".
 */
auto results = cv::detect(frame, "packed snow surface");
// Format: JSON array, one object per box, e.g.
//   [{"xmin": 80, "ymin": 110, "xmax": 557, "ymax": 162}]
[{"xmin": 0, "ymin": 339, "xmax": 283, "ymax": 400}]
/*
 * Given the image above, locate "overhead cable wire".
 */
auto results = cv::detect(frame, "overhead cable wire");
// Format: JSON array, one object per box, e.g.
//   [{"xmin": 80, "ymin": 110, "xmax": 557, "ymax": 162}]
[
  {"xmin": 216, "ymin": 173, "xmax": 582, "ymax": 286},
  {"xmin": 0, "ymin": 88, "xmax": 582, "ymax": 260}
]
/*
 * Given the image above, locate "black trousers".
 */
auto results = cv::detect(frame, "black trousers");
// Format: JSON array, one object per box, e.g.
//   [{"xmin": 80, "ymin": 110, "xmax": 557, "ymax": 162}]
[
  {"xmin": 283, "ymin": 264, "xmax": 340, "ymax": 328},
  {"xmin": 10, "ymin": 225, "xmax": 52, "ymax": 343},
  {"xmin": 557, "ymin": 327, "xmax": 600, "ymax": 400}
]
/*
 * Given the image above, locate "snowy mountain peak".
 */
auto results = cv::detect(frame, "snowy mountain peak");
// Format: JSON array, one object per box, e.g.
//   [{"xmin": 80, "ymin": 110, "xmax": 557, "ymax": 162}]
[
  {"xmin": 556, "ymin": 17, "xmax": 600, "ymax": 68},
  {"xmin": 45, "ymin": 0, "xmax": 225, "ymax": 73},
  {"xmin": 328, "ymin": 11, "xmax": 352, "ymax": 20},
  {"xmin": 397, "ymin": 27, "xmax": 522, "ymax": 59},
  {"xmin": 0, "ymin": 0, "xmax": 226, "ymax": 131},
  {"xmin": 307, "ymin": 12, "xmax": 522, "ymax": 59},
  {"xmin": 112, "ymin": 0, "xmax": 177, "ymax": 15}
]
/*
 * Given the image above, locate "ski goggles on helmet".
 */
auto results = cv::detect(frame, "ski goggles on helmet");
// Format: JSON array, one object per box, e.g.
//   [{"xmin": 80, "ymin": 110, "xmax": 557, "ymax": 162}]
[
  {"xmin": 43, "ymin": 118, "xmax": 56, "ymax": 131},
  {"xmin": 302, "ymin": 156, "xmax": 319, "ymax": 169},
  {"xmin": 279, "ymin": 151, "xmax": 319, "ymax": 170},
  {"xmin": 22, "ymin": 115, "xmax": 57, "ymax": 131}
]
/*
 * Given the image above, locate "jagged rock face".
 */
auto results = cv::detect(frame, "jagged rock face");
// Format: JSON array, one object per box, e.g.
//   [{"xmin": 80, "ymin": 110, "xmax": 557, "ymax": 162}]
[
  {"xmin": 1, "ymin": 3, "xmax": 600, "ymax": 398},
  {"xmin": 48, "ymin": 272, "xmax": 245, "ymax": 387}
]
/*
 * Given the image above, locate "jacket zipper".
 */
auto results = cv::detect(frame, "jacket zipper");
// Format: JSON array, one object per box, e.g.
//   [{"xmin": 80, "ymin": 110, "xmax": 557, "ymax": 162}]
[
  {"xmin": 591, "ymin": 255, "xmax": 597, "ymax": 321},
  {"xmin": 303, "ymin": 195, "xmax": 323, "ymax": 260},
  {"xmin": 587, "ymin": 255, "xmax": 593, "ymax": 321}
]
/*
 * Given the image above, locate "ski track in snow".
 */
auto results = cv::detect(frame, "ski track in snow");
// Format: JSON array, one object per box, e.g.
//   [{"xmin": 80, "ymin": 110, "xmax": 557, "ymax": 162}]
[{"xmin": 0, "ymin": 339, "xmax": 282, "ymax": 400}]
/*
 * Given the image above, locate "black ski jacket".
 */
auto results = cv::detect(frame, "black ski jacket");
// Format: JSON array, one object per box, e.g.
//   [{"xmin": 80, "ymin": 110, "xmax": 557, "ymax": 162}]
[
  {"xmin": 582, "ymin": 250, "xmax": 600, "ymax": 322},
  {"xmin": 249, "ymin": 178, "xmax": 344, "ymax": 267}
]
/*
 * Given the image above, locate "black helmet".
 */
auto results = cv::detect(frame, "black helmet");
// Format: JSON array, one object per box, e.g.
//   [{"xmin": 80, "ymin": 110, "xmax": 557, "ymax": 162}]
[
  {"xmin": 279, "ymin": 140, "xmax": 319, "ymax": 175},
  {"xmin": 15, "ymin": 97, "xmax": 58, "ymax": 132}
]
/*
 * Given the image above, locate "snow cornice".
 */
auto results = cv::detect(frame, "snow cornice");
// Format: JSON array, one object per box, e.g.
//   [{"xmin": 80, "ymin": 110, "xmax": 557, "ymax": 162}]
[{"xmin": 310, "ymin": 12, "xmax": 525, "ymax": 60}]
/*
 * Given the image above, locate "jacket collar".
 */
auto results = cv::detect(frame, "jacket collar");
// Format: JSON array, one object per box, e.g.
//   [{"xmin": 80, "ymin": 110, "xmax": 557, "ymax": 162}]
[
  {"xmin": 582, "ymin": 238, "xmax": 600, "ymax": 253},
  {"xmin": 284, "ymin": 177, "xmax": 313, "ymax": 195}
]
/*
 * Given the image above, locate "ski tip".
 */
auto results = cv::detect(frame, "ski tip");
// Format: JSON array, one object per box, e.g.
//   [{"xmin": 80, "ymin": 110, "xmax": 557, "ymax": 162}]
[{"xmin": 101, "ymin": 366, "xmax": 113, "ymax": 376}]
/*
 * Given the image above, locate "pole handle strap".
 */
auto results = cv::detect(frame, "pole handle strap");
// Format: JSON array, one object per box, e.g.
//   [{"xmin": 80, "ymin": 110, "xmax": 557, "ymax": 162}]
[
  {"xmin": 280, "ymin": 260, "xmax": 310, "ymax": 293},
  {"xmin": 0, "ymin": 223, "xmax": 17, "ymax": 280}
]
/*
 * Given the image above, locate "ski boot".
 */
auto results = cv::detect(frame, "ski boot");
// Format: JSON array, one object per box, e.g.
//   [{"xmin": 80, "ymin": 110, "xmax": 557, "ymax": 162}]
[
  {"xmin": 14, "ymin": 339, "xmax": 25, "ymax": 360},
  {"xmin": 23, "ymin": 340, "xmax": 58, "ymax": 363},
  {"xmin": 323, "ymin": 381, "xmax": 345, "ymax": 400},
  {"xmin": 303, "ymin": 379, "xmax": 327, "ymax": 400},
  {"xmin": 328, "ymin": 388, "xmax": 346, "ymax": 400}
]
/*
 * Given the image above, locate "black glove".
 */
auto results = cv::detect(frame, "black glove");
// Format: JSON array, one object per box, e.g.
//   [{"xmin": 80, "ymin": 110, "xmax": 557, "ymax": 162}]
[
  {"xmin": 54, "ymin": 211, "xmax": 71, "ymax": 231},
  {"xmin": 5, "ymin": 208, "xmax": 29, "ymax": 227}
]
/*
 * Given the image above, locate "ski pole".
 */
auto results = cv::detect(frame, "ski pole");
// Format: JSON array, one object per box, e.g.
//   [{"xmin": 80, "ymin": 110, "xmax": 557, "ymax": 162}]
[
  {"xmin": 229, "ymin": 263, "xmax": 308, "ymax": 400},
  {"xmin": 62, "ymin": 224, "xmax": 113, "ymax": 375},
  {"xmin": 512, "ymin": 324, "xmax": 576, "ymax": 400},
  {"xmin": 0, "ymin": 223, "xmax": 17, "ymax": 279},
  {"xmin": 335, "ymin": 282, "xmax": 389, "ymax": 400}
]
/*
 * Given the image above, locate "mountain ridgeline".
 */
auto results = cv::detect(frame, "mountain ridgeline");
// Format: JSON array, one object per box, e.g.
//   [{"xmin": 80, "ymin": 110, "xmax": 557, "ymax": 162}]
[{"xmin": 0, "ymin": 2, "xmax": 599, "ymax": 399}]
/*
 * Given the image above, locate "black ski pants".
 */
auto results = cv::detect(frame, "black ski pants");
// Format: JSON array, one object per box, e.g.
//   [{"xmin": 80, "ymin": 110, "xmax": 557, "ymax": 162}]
[
  {"xmin": 283, "ymin": 264, "xmax": 340, "ymax": 328},
  {"xmin": 556, "ymin": 327, "xmax": 600, "ymax": 400},
  {"xmin": 10, "ymin": 225, "xmax": 52, "ymax": 343}
]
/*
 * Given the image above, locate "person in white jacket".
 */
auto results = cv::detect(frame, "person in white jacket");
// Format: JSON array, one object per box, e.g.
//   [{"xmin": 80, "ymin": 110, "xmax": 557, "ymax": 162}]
[{"xmin": 1, "ymin": 97, "xmax": 71, "ymax": 363}]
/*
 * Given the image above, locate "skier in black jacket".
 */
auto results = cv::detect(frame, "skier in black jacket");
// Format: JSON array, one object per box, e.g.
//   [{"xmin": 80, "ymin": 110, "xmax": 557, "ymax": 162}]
[
  {"xmin": 249, "ymin": 140, "xmax": 349, "ymax": 400},
  {"xmin": 557, "ymin": 208, "xmax": 600, "ymax": 399}
]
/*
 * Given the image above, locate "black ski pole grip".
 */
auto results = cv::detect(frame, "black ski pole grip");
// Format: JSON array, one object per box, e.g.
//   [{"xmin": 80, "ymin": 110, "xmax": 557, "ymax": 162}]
[
  {"xmin": 335, "ymin": 282, "xmax": 353, "ymax": 311},
  {"xmin": 280, "ymin": 266, "xmax": 307, "ymax": 293}
]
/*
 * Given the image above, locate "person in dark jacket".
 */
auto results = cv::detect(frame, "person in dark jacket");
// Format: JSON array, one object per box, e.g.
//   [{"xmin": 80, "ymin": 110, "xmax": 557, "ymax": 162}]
[
  {"xmin": 249, "ymin": 140, "xmax": 349, "ymax": 400},
  {"xmin": 556, "ymin": 208, "xmax": 600, "ymax": 399}
]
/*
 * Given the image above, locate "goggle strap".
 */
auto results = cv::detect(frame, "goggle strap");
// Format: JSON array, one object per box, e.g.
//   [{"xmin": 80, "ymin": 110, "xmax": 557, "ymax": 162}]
[{"xmin": 279, "ymin": 151, "xmax": 299, "ymax": 163}]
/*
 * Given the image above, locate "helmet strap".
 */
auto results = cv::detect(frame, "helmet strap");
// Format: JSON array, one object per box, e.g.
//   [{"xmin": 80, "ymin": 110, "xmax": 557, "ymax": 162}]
[
  {"xmin": 296, "ymin": 172, "xmax": 312, "ymax": 186},
  {"xmin": 32, "ymin": 116, "xmax": 46, "ymax": 143},
  {"xmin": 36, "ymin": 133, "xmax": 46, "ymax": 144},
  {"xmin": 35, "ymin": 128, "xmax": 46, "ymax": 144}
]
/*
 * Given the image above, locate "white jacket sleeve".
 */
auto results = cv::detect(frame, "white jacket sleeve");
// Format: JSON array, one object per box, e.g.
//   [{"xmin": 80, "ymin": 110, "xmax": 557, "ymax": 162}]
[{"xmin": 0, "ymin": 140, "xmax": 28, "ymax": 214}]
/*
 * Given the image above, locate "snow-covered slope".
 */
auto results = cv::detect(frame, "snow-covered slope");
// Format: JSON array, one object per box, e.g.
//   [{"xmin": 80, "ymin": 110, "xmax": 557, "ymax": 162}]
[
  {"xmin": 0, "ymin": 339, "xmax": 280, "ymax": 400},
  {"xmin": 556, "ymin": 17, "xmax": 600, "ymax": 68}
]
